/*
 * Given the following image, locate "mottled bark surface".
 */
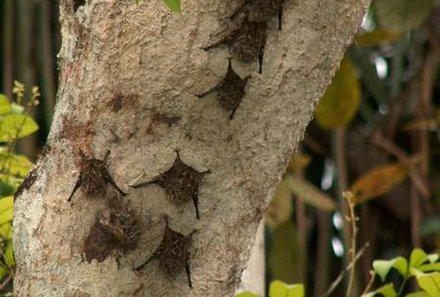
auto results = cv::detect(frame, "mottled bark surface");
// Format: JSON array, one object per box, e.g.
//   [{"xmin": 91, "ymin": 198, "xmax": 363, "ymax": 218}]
[{"xmin": 14, "ymin": 0, "xmax": 370, "ymax": 296}]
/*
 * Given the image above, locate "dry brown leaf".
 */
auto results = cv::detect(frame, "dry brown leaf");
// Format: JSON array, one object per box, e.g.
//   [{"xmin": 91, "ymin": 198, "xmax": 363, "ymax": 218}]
[{"xmin": 349, "ymin": 162, "xmax": 410, "ymax": 204}]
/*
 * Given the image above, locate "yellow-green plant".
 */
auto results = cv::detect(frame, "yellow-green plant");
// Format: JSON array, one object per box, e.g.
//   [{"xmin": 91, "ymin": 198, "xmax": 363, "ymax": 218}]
[
  {"xmin": 0, "ymin": 81, "xmax": 39, "ymax": 292},
  {"xmin": 363, "ymin": 248, "xmax": 440, "ymax": 297},
  {"xmin": 236, "ymin": 280, "xmax": 305, "ymax": 297}
]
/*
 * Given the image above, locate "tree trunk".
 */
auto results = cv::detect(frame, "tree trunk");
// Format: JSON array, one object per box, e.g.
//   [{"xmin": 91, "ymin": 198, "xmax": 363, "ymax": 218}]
[{"xmin": 14, "ymin": 0, "xmax": 370, "ymax": 296}]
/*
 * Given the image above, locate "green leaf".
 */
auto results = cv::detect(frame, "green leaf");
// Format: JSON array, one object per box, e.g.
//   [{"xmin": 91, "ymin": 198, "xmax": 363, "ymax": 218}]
[
  {"xmin": 0, "ymin": 197, "xmax": 13, "ymax": 226},
  {"xmin": 373, "ymin": 0, "xmax": 433, "ymax": 34},
  {"xmin": 405, "ymin": 292, "xmax": 430, "ymax": 297},
  {"xmin": 373, "ymin": 257, "xmax": 408, "ymax": 281},
  {"xmin": 416, "ymin": 272, "xmax": 440, "ymax": 297},
  {"xmin": 3, "ymin": 241, "xmax": 14, "ymax": 268},
  {"xmin": 411, "ymin": 249, "xmax": 429, "ymax": 270},
  {"xmin": 418, "ymin": 263, "xmax": 440, "ymax": 273},
  {"xmin": 286, "ymin": 284, "xmax": 304, "ymax": 297},
  {"xmin": 0, "ymin": 223, "xmax": 12, "ymax": 240},
  {"xmin": 315, "ymin": 57, "xmax": 360, "ymax": 129},
  {"xmin": 270, "ymin": 281, "xmax": 289, "ymax": 297},
  {"xmin": 0, "ymin": 266, "xmax": 8, "ymax": 279},
  {"xmin": 0, "ymin": 95, "xmax": 11, "ymax": 115},
  {"xmin": 269, "ymin": 280, "xmax": 305, "ymax": 297},
  {"xmin": 0, "ymin": 114, "xmax": 38, "ymax": 142},
  {"xmin": 235, "ymin": 292, "xmax": 260, "ymax": 297},
  {"xmin": 362, "ymin": 283, "xmax": 397, "ymax": 297},
  {"xmin": 0, "ymin": 153, "xmax": 34, "ymax": 177},
  {"xmin": 0, "ymin": 181, "xmax": 14, "ymax": 197},
  {"xmin": 163, "ymin": 0, "xmax": 181, "ymax": 12}
]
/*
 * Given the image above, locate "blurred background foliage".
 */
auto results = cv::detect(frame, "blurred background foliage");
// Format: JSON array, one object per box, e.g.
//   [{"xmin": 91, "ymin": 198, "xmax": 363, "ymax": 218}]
[{"xmin": 2, "ymin": 0, "xmax": 440, "ymax": 296}]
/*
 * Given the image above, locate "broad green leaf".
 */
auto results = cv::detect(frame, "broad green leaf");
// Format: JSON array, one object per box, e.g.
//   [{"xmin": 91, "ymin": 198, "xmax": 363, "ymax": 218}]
[
  {"xmin": 269, "ymin": 281, "xmax": 304, "ymax": 297},
  {"xmin": 284, "ymin": 175, "xmax": 336, "ymax": 212},
  {"xmin": 0, "ymin": 153, "xmax": 33, "ymax": 177},
  {"xmin": 373, "ymin": 257, "xmax": 408, "ymax": 281},
  {"xmin": 235, "ymin": 292, "xmax": 260, "ymax": 297},
  {"xmin": 0, "ymin": 95, "xmax": 11, "ymax": 115},
  {"xmin": 373, "ymin": 0, "xmax": 433, "ymax": 34},
  {"xmin": 0, "ymin": 197, "xmax": 13, "ymax": 226},
  {"xmin": 265, "ymin": 179, "xmax": 292, "ymax": 229},
  {"xmin": 0, "ymin": 114, "xmax": 38, "ymax": 142},
  {"xmin": 417, "ymin": 263, "xmax": 440, "ymax": 273},
  {"xmin": 315, "ymin": 58, "xmax": 360, "ymax": 129},
  {"xmin": 349, "ymin": 162, "xmax": 410, "ymax": 204},
  {"xmin": 269, "ymin": 222, "xmax": 303, "ymax": 283},
  {"xmin": 416, "ymin": 272, "xmax": 440, "ymax": 297},
  {"xmin": 411, "ymin": 249, "xmax": 429, "ymax": 270},
  {"xmin": 3, "ymin": 241, "xmax": 14, "ymax": 267},
  {"xmin": 270, "ymin": 281, "xmax": 289, "ymax": 297},
  {"xmin": 362, "ymin": 283, "xmax": 396, "ymax": 297},
  {"xmin": 163, "ymin": 0, "xmax": 181, "ymax": 12},
  {"xmin": 286, "ymin": 284, "xmax": 304, "ymax": 297}
]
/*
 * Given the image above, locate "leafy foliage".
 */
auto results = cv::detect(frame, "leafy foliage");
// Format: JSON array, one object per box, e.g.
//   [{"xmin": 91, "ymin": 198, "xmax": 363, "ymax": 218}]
[
  {"xmin": 0, "ymin": 81, "xmax": 39, "ymax": 291},
  {"xmin": 236, "ymin": 281, "xmax": 304, "ymax": 297},
  {"xmin": 363, "ymin": 249, "xmax": 440, "ymax": 297},
  {"xmin": 315, "ymin": 57, "xmax": 361, "ymax": 129}
]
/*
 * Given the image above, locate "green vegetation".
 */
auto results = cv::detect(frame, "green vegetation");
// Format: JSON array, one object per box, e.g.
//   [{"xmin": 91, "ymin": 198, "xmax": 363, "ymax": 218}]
[{"xmin": 0, "ymin": 81, "xmax": 39, "ymax": 294}]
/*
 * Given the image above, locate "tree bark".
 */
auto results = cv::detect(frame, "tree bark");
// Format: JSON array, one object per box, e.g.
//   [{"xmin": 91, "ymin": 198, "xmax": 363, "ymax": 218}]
[{"xmin": 14, "ymin": 0, "xmax": 370, "ymax": 296}]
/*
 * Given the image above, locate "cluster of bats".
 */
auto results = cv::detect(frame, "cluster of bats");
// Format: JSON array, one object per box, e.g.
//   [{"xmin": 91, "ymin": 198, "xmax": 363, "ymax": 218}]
[{"xmin": 65, "ymin": 0, "xmax": 284, "ymax": 289}]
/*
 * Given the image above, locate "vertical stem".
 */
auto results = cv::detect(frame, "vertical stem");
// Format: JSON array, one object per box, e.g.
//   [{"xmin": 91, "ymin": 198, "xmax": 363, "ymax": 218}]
[
  {"xmin": 16, "ymin": 0, "xmax": 38, "ymax": 157},
  {"xmin": 345, "ymin": 193, "xmax": 357, "ymax": 297},
  {"xmin": 334, "ymin": 128, "xmax": 349, "ymax": 251},
  {"xmin": 2, "ymin": 0, "xmax": 14, "ymax": 97}
]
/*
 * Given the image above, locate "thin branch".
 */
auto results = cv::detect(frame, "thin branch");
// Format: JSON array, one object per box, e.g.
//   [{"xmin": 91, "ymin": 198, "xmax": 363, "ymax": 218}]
[{"xmin": 320, "ymin": 243, "xmax": 369, "ymax": 297}]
